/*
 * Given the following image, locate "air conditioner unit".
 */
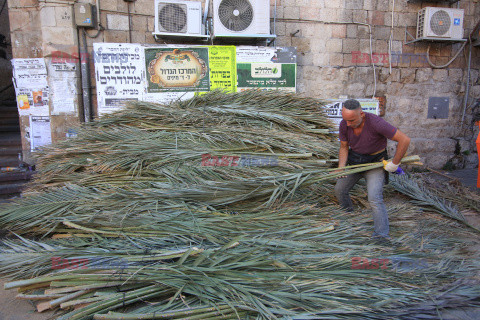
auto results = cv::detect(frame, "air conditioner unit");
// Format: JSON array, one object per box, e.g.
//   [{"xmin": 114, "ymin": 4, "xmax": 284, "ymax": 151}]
[
  {"xmin": 154, "ymin": 0, "xmax": 202, "ymax": 36},
  {"xmin": 212, "ymin": 0, "xmax": 271, "ymax": 36},
  {"xmin": 417, "ymin": 7, "xmax": 464, "ymax": 40}
]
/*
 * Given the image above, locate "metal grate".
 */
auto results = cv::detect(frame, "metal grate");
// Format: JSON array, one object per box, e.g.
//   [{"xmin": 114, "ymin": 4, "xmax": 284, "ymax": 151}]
[
  {"xmin": 158, "ymin": 3, "xmax": 187, "ymax": 33},
  {"xmin": 430, "ymin": 10, "xmax": 451, "ymax": 36},
  {"xmin": 218, "ymin": 0, "xmax": 254, "ymax": 32}
]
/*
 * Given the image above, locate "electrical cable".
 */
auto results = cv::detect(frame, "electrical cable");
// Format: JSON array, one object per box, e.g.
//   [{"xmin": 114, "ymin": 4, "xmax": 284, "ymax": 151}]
[{"xmin": 425, "ymin": 41, "xmax": 467, "ymax": 69}]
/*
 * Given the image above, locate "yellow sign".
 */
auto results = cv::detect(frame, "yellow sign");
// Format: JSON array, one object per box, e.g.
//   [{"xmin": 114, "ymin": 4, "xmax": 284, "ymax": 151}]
[{"xmin": 208, "ymin": 46, "xmax": 236, "ymax": 92}]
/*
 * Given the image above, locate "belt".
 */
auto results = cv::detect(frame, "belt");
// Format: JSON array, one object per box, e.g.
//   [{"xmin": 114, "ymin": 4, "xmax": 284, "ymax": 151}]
[{"xmin": 370, "ymin": 148, "xmax": 386, "ymax": 156}]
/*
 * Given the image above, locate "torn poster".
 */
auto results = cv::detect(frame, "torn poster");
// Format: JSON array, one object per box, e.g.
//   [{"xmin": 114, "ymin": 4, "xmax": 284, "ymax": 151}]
[{"xmin": 12, "ymin": 58, "xmax": 49, "ymax": 116}]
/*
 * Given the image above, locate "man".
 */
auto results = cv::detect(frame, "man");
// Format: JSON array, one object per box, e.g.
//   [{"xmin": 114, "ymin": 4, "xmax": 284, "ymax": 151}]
[{"xmin": 334, "ymin": 99, "xmax": 410, "ymax": 240}]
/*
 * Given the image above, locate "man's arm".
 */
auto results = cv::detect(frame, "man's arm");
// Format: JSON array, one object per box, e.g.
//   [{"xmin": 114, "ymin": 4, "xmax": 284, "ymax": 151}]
[
  {"xmin": 390, "ymin": 129, "xmax": 410, "ymax": 165},
  {"xmin": 338, "ymin": 140, "xmax": 349, "ymax": 168}
]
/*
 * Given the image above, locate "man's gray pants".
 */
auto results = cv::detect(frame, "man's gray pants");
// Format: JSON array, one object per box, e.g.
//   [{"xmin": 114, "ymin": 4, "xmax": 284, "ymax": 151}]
[{"xmin": 334, "ymin": 167, "xmax": 389, "ymax": 238}]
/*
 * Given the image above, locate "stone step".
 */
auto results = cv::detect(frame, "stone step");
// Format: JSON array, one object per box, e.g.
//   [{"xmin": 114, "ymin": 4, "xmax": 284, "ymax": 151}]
[
  {"xmin": 0, "ymin": 181, "xmax": 29, "ymax": 195},
  {"xmin": 0, "ymin": 125, "xmax": 20, "ymax": 133},
  {"xmin": 0, "ymin": 171, "xmax": 34, "ymax": 183}
]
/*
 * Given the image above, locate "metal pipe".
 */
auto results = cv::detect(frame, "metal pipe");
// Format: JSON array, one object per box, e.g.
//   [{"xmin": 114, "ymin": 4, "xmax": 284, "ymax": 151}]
[{"xmin": 80, "ymin": 28, "xmax": 92, "ymax": 122}]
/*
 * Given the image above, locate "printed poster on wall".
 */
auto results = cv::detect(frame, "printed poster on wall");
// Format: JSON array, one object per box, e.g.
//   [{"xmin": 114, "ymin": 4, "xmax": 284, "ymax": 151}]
[
  {"xmin": 47, "ymin": 60, "xmax": 77, "ymax": 115},
  {"xmin": 208, "ymin": 46, "xmax": 236, "ymax": 92},
  {"xmin": 93, "ymin": 43, "xmax": 144, "ymax": 116},
  {"xmin": 236, "ymin": 47, "xmax": 296, "ymax": 92},
  {"xmin": 145, "ymin": 47, "xmax": 209, "ymax": 93},
  {"xmin": 30, "ymin": 116, "xmax": 52, "ymax": 151},
  {"xmin": 12, "ymin": 58, "xmax": 49, "ymax": 116}
]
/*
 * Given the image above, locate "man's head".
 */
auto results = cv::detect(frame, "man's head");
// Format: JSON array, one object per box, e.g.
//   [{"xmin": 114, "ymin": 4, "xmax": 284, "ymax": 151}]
[{"xmin": 342, "ymin": 99, "xmax": 364, "ymax": 129}]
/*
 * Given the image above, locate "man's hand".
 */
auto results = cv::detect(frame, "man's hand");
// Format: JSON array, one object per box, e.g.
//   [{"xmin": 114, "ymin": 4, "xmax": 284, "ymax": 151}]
[{"xmin": 383, "ymin": 160, "xmax": 399, "ymax": 173}]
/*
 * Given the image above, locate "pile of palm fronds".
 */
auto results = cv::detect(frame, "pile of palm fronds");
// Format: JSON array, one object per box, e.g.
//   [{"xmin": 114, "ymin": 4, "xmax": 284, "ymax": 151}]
[{"xmin": 0, "ymin": 90, "xmax": 479, "ymax": 320}]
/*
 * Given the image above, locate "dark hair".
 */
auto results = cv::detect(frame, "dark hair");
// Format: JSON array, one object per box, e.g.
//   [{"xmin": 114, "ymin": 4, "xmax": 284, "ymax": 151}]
[{"xmin": 343, "ymin": 99, "xmax": 361, "ymax": 110}]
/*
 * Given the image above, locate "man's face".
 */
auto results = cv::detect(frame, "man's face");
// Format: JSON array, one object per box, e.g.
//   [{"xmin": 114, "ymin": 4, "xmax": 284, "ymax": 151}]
[{"xmin": 341, "ymin": 108, "xmax": 364, "ymax": 129}]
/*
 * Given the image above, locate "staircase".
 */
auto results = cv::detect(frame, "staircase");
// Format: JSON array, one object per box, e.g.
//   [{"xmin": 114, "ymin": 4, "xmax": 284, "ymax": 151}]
[{"xmin": 0, "ymin": 99, "xmax": 33, "ymax": 199}]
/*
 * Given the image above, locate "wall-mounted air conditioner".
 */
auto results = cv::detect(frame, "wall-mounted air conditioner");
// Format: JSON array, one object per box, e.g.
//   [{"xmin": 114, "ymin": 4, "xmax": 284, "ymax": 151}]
[
  {"xmin": 154, "ymin": 0, "xmax": 203, "ymax": 36},
  {"xmin": 212, "ymin": 0, "xmax": 271, "ymax": 37},
  {"xmin": 417, "ymin": 7, "xmax": 464, "ymax": 40}
]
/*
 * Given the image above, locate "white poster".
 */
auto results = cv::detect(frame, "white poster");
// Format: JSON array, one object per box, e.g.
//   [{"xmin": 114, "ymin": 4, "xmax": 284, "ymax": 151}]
[
  {"xmin": 236, "ymin": 46, "xmax": 277, "ymax": 63},
  {"xmin": 30, "ymin": 116, "xmax": 52, "ymax": 151},
  {"xmin": 12, "ymin": 58, "xmax": 49, "ymax": 116},
  {"xmin": 93, "ymin": 43, "xmax": 145, "ymax": 116},
  {"xmin": 47, "ymin": 60, "xmax": 78, "ymax": 115}
]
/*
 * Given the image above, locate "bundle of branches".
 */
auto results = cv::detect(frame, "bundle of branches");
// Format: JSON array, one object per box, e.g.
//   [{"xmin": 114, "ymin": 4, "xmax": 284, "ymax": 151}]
[{"xmin": 0, "ymin": 90, "xmax": 478, "ymax": 319}]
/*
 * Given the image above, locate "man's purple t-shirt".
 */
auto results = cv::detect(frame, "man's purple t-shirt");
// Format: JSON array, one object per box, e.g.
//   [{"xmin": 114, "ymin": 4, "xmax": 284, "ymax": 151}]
[{"xmin": 339, "ymin": 113, "xmax": 397, "ymax": 155}]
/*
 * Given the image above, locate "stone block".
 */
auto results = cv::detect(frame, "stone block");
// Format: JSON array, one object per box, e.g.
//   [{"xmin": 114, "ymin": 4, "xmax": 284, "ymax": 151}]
[
  {"xmin": 325, "ymin": 0, "xmax": 342, "ymax": 9},
  {"xmin": 373, "ymin": 26, "xmax": 390, "ymax": 40},
  {"xmin": 104, "ymin": 30, "xmax": 128, "ymax": 43},
  {"xmin": 325, "ymin": 38, "xmax": 342, "ymax": 53},
  {"xmin": 117, "ymin": 1, "xmax": 129, "ymax": 13},
  {"xmin": 40, "ymin": 6, "xmax": 56, "ymax": 27},
  {"xmin": 343, "ymin": 53, "xmax": 355, "ymax": 67},
  {"xmin": 386, "ymin": 82, "xmax": 403, "ymax": 95},
  {"xmin": 302, "ymin": 23, "xmax": 315, "ymax": 37},
  {"xmin": 310, "ymin": 38, "xmax": 326, "ymax": 52},
  {"xmin": 272, "ymin": 5, "xmax": 284, "ymax": 19},
  {"xmin": 400, "ymin": 69, "xmax": 415, "ymax": 84},
  {"xmin": 297, "ymin": 52, "xmax": 313, "ymax": 66},
  {"xmin": 379, "ymin": 68, "xmax": 400, "ymax": 83},
  {"xmin": 346, "ymin": 25, "xmax": 357, "ymax": 38},
  {"xmin": 292, "ymin": 37, "xmax": 311, "ymax": 53},
  {"xmin": 284, "ymin": 6, "xmax": 300, "ymax": 19},
  {"xmin": 302, "ymin": 65, "xmax": 320, "ymax": 80},
  {"xmin": 357, "ymin": 25, "xmax": 369, "ymax": 39},
  {"xmin": 353, "ymin": 9, "xmax": 367, "ymax": 23},
  {"xmin": 376, "ymin": 0, "xmax": 389, "ymax": 11},
  {"xmin": 313, "ymin": 53, "xmax": 328, "ymax": 66},
  {"xmin": 107, "ymin": 14, "xmax": 129, "ymax": 31},
  {"xmin": 9, "ymin": 10, "xmax": 32, "ymax": 30},
  {"xmin": 131, "ymin": 32, "xmax": 146, "ymax": 44},
  {"xmin": 100, "ymin": 0, "xmax": 117, "ymax": 12},
  {"xmin": 374, "ymin": 40, "xmax": 388, "ymax": 53},
  {"xmin": 415, "ymin": 68, "xmax": 433, "ymax": 83},
  {"xmin": 346, "ymin": 82, "xmax": 366, "ymax": 96},
  {"xmin": 132, "ymin": 15, "xmax": 147, "ymax": 31},
  {"xmin": 55, "ymin": 6, "xmax": 74, "ymax": 28},
  {"xmin": 448, "ymin": 69, "xmax": 464, "ymax": 82},
  {"xmin": 42, "ymin": 26, "xmax": 76, "ymax": 45},
  {"xmin": 284, "ymin": 0, "xmax": 296, "ymax": 6},
  {"xmin": 319, "ymin": 8, "xmax": 337, "ymax": 22},
  {"xmin": 368, "ymin": 11, "xmax": 385, "ymax": 26},
  {"xmin": 345, "ymin": 0, "xmax": 363, "ymax": 10},
  {"xmin": 329, "ymin": 53, "xmax": 343, "ymax": 66},
  {"xmin": 343, "ymin": 38, "xmax": 359, "ymax": 53},
  {"xmin": 331, "ymin": 24, "xmax": 346, "ymax": 38},
  {"xmin": 132, "ymin": 0, "xmax": 152, "ymax": 16}
]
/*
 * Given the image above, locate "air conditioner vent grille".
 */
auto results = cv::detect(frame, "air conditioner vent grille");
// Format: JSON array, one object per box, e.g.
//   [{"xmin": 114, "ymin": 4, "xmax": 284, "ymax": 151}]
[
  {"xmin": 159, "ymin": 3, "xmax": 187, "ymax": 33},
  {"xmin": 218, "ymin": 0, "xmax": 254, "ymax": 32},
  {"xmin": 430, "ymin": 10, "xmax": 451, "ymax": 36}
]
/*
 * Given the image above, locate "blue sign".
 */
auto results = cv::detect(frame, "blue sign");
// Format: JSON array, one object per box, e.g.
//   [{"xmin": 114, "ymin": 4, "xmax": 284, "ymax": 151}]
[{"xmin": 454, "ymin": 18, "xmax": 460, "ymax": 25}]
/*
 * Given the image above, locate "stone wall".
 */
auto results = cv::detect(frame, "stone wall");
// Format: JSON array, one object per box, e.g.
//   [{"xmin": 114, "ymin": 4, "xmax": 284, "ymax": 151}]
[
  {"xmin": 7, "ymin": 0, "xmax": 480, "ymax": 168},
  {"xmin": 273, "ymin": 0, "xmax": 480, "ymax": 168}
]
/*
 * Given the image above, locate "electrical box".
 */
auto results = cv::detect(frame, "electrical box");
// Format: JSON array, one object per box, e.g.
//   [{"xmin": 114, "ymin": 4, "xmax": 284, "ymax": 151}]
[
  {"xmin": 427, "ymin": 97, "xmax": 449, "ymax": 119},
  {"xmin": 74, "ymin": 3, "xmax": 96, "ymax": 28}
]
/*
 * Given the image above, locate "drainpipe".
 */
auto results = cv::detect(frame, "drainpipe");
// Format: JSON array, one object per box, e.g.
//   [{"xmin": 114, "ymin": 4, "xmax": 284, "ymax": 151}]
[{"xmin": 79, "ymin": 28, "xmax": 92, "ymax": 122}]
